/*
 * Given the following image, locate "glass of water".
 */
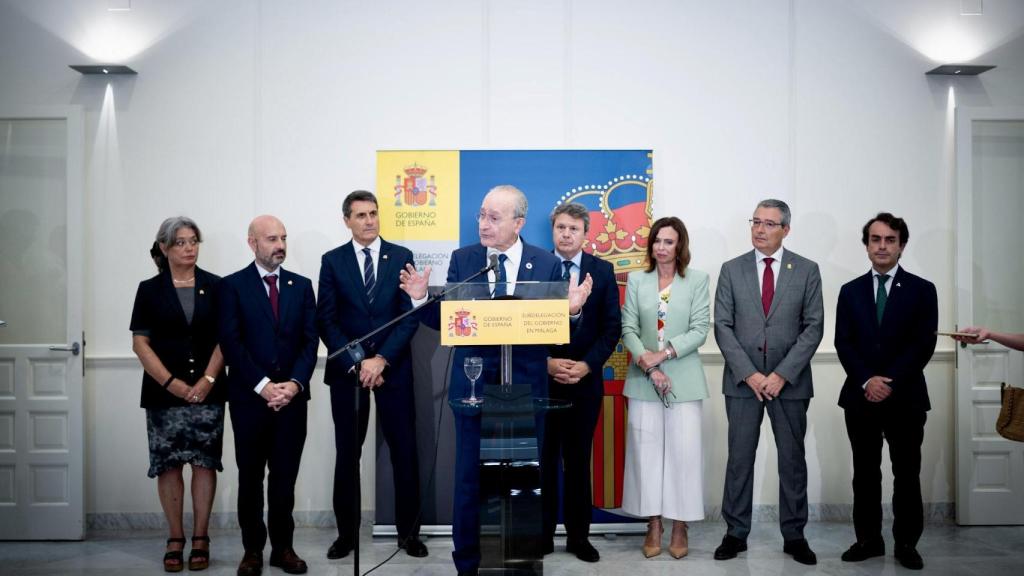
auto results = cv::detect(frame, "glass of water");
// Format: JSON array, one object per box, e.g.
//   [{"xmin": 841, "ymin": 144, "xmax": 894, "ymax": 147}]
[{"xmin": 462, "ymin": 356, "xmax": 483, "ymax": 405}]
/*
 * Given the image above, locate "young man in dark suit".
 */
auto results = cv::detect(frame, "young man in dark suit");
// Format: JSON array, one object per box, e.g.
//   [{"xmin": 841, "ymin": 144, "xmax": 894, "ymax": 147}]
[
  {"xmin": 541, "ymin": 202, "xmax": 621, "ymax": 562},
  {"xmin": 835, "ymin": 212, "xmax": 937, "ymax": 571},
  {"xmin": 399, "ymin": 185, "xmax": 592, "ymax": 576},
  {"xmin": 219, "ymin": 215, "xmax": 318, "ymax": 576},
  {"xmin": 317, "ymin": 190, "xmax": 426, "ymax": 560}
]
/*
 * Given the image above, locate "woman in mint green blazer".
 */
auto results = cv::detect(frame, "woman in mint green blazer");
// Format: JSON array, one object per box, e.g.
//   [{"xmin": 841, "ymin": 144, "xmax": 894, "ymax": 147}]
[{"xmin": 620, "ymin": 217, "xmax": 709, "ymax": 560}]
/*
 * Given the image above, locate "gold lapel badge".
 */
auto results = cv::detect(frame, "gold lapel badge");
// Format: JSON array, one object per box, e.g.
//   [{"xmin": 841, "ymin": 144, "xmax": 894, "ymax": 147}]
[{"xmin": 786, "ymin": 263, "xmax": 793, "ymax": 270}]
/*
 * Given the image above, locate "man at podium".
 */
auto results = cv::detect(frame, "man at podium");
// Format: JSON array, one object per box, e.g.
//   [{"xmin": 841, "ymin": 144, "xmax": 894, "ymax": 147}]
[{"xmin": 400, "ymin": 184, "xmax": 591, "ymax": 576}]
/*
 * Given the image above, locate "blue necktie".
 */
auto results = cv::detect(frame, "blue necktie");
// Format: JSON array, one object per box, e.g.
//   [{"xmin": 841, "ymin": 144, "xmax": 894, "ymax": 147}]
[
  {"xmin": 562, "ymin": 260, "xmax": 573, "ymax": 281},
  {"xmin": 493, "ymin": 254, "xmax": 508, "ymax": 297}
]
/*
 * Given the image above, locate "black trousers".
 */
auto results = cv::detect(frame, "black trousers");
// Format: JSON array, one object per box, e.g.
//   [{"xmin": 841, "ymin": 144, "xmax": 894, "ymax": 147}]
[
  {"xmin": 844, "ymin": 406, "xmax": 927, "ymax": 547},
  {"xmin": 541, "ymin": 390, "xmax": 602, "ymax": 542},
  {"xmin": 330, "ymin": 375, "xmax": 420, "ymax": 542},
  {"xmin": 229, "ymin": 399, "xmax": 307, "ymax": 553}
]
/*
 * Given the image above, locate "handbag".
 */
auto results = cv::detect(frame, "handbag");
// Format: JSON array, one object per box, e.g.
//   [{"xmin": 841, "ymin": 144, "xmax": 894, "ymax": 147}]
[{"xmin": 996, "ymin": 383, "xmax": 1024, "ymax": 442}]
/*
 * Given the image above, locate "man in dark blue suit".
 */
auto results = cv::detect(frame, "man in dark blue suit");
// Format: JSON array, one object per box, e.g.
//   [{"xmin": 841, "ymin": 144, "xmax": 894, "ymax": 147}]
[
  {"xmin": 542, "ymin": 202, "xmax": 621, "ymax": 563},
  {"xmin": 835, "ymin": 212, "xmax": 937, "ymax": 571},
  {"xmin": 219, "ymin": 215, "xmax": 318, "ymax": 576},
  {"xmin": 317, "ymin": 191, "xmax": 426, "ymax": 560},
  {"xmin": 399, "ymin": 185, "xmax": 592, "ymax": 576}
]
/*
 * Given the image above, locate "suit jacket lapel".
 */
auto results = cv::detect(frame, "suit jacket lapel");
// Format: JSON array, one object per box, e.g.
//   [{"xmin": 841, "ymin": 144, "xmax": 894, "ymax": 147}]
[
  {"xmin": 193, "ymin": 268, "xmax": 212, "ymax": 324},
  {"xmin": 340, "ymin": 242, "xmax": 370, "ymax": 310},
  {"xmin": 159, "ymin": 271, "xmax": 189, "ymax": 327},
  {"xmin": 247, "ymin": 263, "xmax": 277, "ymax": 325},
  {"xmin": 740, "ymin": 251, "xmax": 763, "ymax": 317},
  {"xmin": 879, "ymin": 267, "xmax": 905, "ymax": 328},
  {"xmin": 375, "ymin": 241, "xmax": 395, "ymax": 306}
]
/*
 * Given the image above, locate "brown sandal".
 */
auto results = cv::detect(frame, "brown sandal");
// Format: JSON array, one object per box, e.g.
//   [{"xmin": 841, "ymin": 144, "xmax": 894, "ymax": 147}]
[
  {"xmin": 188, "ymin": 535, "xmax": 210, "ymax": 571},
  {"xmin": 164, "ymin": 537, "xmax": 186, "ymax": 573}
]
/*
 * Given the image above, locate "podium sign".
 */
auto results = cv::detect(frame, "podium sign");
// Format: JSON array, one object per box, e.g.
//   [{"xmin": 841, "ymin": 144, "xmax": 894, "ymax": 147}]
[{"xmin": 441, "ymin": 299, "xmax": 569, "ymax": 346}]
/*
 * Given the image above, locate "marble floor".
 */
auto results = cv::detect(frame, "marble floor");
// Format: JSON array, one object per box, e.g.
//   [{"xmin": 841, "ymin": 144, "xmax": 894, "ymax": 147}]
[{"xmin": 1, "ymin": 521, "xmax": 1023, "ymax": 575}]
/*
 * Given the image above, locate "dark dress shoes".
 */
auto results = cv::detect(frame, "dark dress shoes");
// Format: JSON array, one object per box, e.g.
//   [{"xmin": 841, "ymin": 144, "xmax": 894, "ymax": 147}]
[
  {"xmin": 841, "ymin": 539, "xmax": 885, "ymax": 562},
  {"xmin": 326, "ymin": 537, "xmax": 353, "ymax": 560},
  {"xmin": 399, "ymin": 536, "xmax": 429, "ymax": 558},
  {"xmin": 713, "ymin": 535, "xmax": 747, "ymax": 560},
  {"xmin": 236, "ymin": 550, "xmax": 263, "ymax": 576},
  {"xmin": 783, "ymin": 538, "xmax": 818, "ymax": 565},
  {"xmin": 269, "ymin": 548, "xmax": 308, "ymax": 574},
  {"xmin": 895, "ymin": 544, "xmax": 924, "ymax": 570},
  {"xmin": 566, "ymin": 538, "xmax": 600, "ymax": 562}
]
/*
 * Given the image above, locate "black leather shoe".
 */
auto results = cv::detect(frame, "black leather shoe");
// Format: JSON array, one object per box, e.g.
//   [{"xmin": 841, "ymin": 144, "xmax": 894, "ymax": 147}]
[
  {"xmin": 269, "ymin": 548, "xmax": 307, "ymax": 574},
  {"xmin": 399, "ymin": 536, "xmax": 428, "ymax": 558},
  {"xmin": 541, "ymin": 539, "xmax": 554, "ymax": 555},
  {"xmin": 841, "ymin": 539, "xmax": 885, "ymax": 562},
  {"xmin": 783, "ymin": 538, "xmax": 817, "ymax": 565},
  {"xmin": 566, "ymin": 538, "xmax": 600, "ymax": 562},
  {"xmin": 714, "ymin": 535, "xmax": 747, "ymax": 560},
  {"xmin": 236, "ymin": 550, "xmax": 263, "ymax": 576},
  {"xmin": 326, "ymin": 537, "xmax": 353, "ymax": 560},
  {"xmin": 895, "ymin": 544, "xmax": 924, "ymax": 570}
]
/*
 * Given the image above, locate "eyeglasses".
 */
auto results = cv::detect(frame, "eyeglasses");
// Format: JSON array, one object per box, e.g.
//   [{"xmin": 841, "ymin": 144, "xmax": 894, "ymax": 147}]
[
  {"xmin": 172, "ymin": 238, "xmax": 201, "ymax": 248},
  {"xmin": 476, "ymin": 212, "xmax": 520, "ymax": 226},
  {"xmin": 749, "ymin": 219, "xmax": 783, "ymax": 231}
]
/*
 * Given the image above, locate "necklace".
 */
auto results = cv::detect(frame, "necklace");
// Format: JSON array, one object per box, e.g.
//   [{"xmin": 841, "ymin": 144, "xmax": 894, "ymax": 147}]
[{"xmin": 172, "ymin": 276, "xmax": 195, "ymax": 283}]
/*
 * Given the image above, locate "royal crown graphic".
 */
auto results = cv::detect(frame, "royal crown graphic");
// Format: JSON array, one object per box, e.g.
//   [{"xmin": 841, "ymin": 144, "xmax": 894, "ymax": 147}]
[{"xmin": 394, "ymin": 163, "xmax": 437, "ymax": 207}]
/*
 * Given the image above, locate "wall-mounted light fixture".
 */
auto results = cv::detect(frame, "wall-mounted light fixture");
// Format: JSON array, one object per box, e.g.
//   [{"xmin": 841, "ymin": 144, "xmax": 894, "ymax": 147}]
[
  {"xmin": 69, "ymin": 65, "xmax": 137, "ymax": 75},
  {"xmin": 926, "ymin": 64, "xmax": 994, "ymax": 76}
]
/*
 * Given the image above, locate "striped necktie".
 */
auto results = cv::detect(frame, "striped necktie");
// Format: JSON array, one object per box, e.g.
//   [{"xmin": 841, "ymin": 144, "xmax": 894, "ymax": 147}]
[{"xmin": 362, "ymin": 247, "xmax": 375, "ymax": 304}]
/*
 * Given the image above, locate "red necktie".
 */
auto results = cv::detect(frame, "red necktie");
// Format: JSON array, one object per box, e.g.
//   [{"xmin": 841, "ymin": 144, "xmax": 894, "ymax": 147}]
[
  {"xmin": 264, "ymin": 274, "xmax": 279, "ymax": 321},
  {"xmin": 761, "ymin": 257, "xmax": 774, "ymax": 316}
]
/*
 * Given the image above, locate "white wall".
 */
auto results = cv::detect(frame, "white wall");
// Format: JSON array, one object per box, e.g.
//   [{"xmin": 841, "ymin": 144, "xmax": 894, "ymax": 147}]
[{"xmin": 2, "ymin": 0, "xmax": 1024, "ymax": 524}]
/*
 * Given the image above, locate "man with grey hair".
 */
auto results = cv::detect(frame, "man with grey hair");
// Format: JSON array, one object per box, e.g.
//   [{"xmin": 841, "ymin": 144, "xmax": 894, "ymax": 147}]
[
  {"xmin": 541, "ymin": 202, "xmax": 621, "ymax": 562},
  {"xmin": 400, "ymin": 185, "xmax": 592, "ymax": 576},
  {"xmin": 713, "ymin": 199, "xmax": 824, "ymax": 565}
]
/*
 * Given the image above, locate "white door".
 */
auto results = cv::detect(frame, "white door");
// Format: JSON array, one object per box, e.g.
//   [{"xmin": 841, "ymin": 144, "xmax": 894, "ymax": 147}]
[
  {"xmin": 0, "ymin": 108, "xmax": 85, "ymax": 539},
  {"xmin": 955, "ymin": 107, "xmax": 1024, "ymax": 525}
]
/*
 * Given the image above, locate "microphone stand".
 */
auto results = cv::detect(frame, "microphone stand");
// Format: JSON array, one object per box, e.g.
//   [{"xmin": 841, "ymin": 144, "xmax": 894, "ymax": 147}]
[{"xmin": 324, "ymin": 258, "xmax": 497, "ymax": 576}]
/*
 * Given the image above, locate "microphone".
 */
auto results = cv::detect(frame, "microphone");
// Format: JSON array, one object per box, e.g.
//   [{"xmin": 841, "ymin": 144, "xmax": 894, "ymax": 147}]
[{"xmin": 481, "ymin": 253, "xmax": 499, "ymax": 274}]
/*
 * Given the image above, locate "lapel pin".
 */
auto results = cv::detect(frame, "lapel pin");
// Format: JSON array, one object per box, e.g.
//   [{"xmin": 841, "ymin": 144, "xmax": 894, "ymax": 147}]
[
  {"xmin": 787, "ymin": 263, "xmax": 793, "ymax": 270},
  {"xmin": 525, "ymin": 262, "xmax": 533, "ymax": 270},
  {"xmin": 896, "ymin": 282, "xmax": 901, "ymax": 288},
  {"xmin": 382, "ymin": 254, "xmax": 389, "ymax": 260},
  {"xmin": 198, "ymin": 289, "xmax": 205, "ymax": 295},
  {"xmin": 287, "ymin": 280, "xmax": 294, "ymax": 286}
]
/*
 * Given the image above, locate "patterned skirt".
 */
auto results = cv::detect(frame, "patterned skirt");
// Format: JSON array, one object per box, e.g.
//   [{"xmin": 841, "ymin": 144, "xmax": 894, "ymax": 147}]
[{"xmin": 145, "ymin": 405, "xmax": 225, "ymax": 478}]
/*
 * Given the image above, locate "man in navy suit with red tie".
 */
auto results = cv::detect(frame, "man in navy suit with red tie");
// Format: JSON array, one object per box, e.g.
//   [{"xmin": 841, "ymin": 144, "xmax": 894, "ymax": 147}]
[
  {"xmin": 317, "ymin": 191, "xmax": 426, "ymax": 560},
  {"xmin": 835, "ymin": 212, "xmax": 937, "ymax": 571},
  {"xmin": 219, "ymin": 215, "xmax": 318, "ymax": 576}
]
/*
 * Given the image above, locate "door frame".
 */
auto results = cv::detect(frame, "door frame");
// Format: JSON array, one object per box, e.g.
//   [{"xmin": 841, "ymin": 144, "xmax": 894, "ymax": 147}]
[
  {"xmin": 0, "ymin": 105, "xmax": 85, "ymax": 539},
  {"xmin": 954, "ymin": 106, "xmax": 1024, "ymax": 525}
]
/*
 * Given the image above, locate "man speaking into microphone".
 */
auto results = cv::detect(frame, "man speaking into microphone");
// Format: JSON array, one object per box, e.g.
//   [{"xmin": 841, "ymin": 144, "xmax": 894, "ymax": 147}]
[{"xmin": 399, "ymin": 185, "xmax": 591, "ymax": 576}]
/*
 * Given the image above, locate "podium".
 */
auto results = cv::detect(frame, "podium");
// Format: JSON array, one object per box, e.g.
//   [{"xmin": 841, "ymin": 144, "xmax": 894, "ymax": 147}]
[{"xmin": 443, "ymin": 281, "xmax": 570, "ymax": 576}]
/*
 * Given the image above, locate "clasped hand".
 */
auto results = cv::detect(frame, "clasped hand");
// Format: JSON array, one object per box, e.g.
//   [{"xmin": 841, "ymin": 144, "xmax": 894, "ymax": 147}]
[
  {"xmin": 745, "ymin": 372, "xmax": 786, "ymax": 401},
  {"xmin": 261, "ymin": 381, "xmax": 299, "ymax": 411},
  {"xmin": 548, "ymin": 358, "xmax": 590, "ymax": 384}
]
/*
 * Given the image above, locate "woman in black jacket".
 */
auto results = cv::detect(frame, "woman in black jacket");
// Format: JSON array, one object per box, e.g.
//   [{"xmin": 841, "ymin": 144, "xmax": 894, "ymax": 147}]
[{"xmin": 130, "ymin": 216, "xmax": 225, "ymax": 572}]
